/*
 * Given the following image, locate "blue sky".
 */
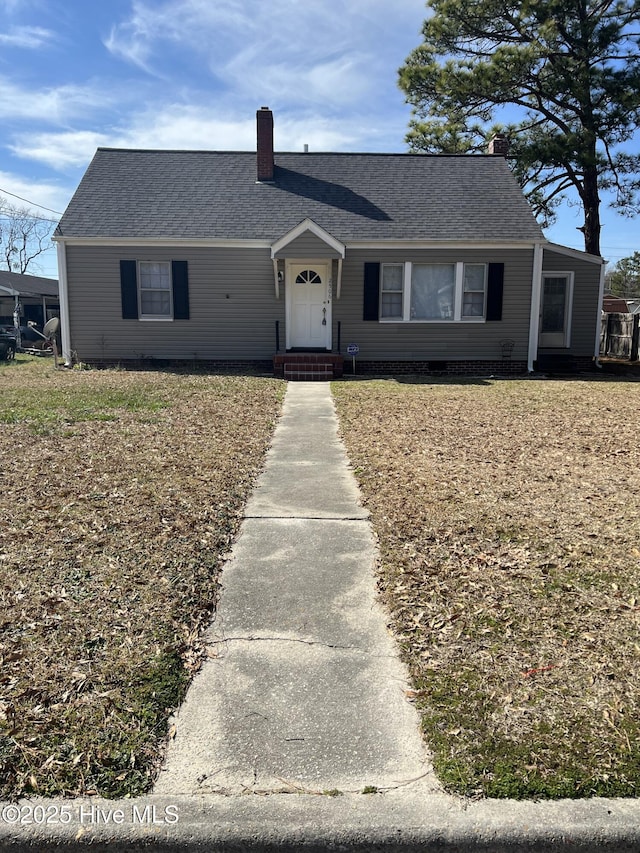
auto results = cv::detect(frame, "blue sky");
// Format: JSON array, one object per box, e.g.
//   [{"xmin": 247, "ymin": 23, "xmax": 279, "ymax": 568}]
[{"xmin": 0, "ymin": 0, "xmax": 637, "ymax": 280}]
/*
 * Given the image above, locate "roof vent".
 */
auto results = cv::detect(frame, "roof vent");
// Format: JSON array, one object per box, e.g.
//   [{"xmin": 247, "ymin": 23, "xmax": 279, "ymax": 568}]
[{"xmin": 256, "ymin": 107, "xmax": 274, "ymax": 182}]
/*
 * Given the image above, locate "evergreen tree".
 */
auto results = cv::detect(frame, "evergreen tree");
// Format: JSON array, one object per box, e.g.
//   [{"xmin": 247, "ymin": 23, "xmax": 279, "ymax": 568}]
[{"xmin": 399, "ymin": 0, "xmax": 640, "ymax": 256}]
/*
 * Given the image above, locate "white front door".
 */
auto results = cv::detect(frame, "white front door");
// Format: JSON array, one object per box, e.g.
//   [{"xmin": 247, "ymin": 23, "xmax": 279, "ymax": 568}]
[{"xmin": 287, "ymin": 263, "xmax": 331, "ymax": 349}]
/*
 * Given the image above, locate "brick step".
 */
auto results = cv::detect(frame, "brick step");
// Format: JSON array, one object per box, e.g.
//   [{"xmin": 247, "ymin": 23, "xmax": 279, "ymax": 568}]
[
  {"xmin": 273, "ymin": 353, "xmax": 344, "ymax": 379},
  {"xmin": 284, "ymin": 363, "xmax": 333, "ymax": 381}
]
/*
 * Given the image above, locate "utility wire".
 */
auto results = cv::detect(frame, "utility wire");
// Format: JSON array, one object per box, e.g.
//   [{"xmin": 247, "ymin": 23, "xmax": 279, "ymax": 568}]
[
  {"xmin": 0, "ymin": 187, "xmax": 64, "ymax": 216},
  {"xmin": 0, "ymin": 212, "xmax": 59, "ymax": 224}
]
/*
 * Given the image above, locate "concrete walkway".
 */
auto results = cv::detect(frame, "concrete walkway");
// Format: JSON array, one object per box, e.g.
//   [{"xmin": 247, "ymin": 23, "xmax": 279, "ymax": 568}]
[
  {"xmin": 154, "ymin": 381, "xmax": 437, "ymax": 796},
  {"xmin": 3, "ymin": 382, "xmax": 640, "ymax": 851}
]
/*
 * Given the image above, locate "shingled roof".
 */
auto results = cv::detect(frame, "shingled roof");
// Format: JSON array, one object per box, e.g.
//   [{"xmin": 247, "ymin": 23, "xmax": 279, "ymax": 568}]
[
  {"xmin": 0, "ymin": 269, "xmax": 59, "ymax": 297},
  {"xmin": 56, "ymin": 148, "xmax": 544, "ymax": 244}
]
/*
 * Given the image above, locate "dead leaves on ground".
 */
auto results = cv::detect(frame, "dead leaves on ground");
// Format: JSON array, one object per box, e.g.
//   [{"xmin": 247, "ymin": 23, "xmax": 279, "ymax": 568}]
[
  {"xmin": 334, "ymin": 378, "xmax": 640, "ymax": 798},
  {"xmin": 0, "ymin": 361, "xmax": 283, "ymax": 798}
]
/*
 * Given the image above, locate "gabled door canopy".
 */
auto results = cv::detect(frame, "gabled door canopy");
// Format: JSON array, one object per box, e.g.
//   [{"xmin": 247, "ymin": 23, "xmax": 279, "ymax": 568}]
[
  {"xmin": 271, "ymin": 220, "xmax": 345, "ymax": 299},
  {"xmin": 271, "ymin": 218, "xmax": 345, "ymax": 259}
]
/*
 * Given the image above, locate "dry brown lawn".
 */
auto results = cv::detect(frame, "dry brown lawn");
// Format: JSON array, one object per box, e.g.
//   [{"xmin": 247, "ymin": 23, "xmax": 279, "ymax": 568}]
[
  {"xmin": 333, "ymin": 376, "xmax": 640, "ymax": 799},
  {"xmin": 0, "ymin": 357, "xmax": 283, "ymax": 798},
  {"xmin": 2, "ymin": 359, "xmax": 639, "ymax": 802}
]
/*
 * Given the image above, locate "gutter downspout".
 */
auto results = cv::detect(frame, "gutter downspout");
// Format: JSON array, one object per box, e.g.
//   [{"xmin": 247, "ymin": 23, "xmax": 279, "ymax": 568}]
[
  {"xmin": 527, "ymin": 242, "xmax": 544, "ymax": 372},
  {"xmin": 594, "ymin": 260, "xmax": 606, "ymax": 368},
  {"xmin": 55, "ymin": 240, "xmax": 72, "ymax": 366}
]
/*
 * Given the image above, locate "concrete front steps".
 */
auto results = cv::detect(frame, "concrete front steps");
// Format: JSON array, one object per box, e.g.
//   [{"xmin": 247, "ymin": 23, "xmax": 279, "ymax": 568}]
[{"xmin": 273, "ymin": 352, "xmax": 344, "ymax": 381}]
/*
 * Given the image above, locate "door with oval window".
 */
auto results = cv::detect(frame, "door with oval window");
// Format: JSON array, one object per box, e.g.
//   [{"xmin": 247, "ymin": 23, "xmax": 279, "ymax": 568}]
[{"xmin": 287, "ymin": 263, "xmax": 331, "ymax": 350}]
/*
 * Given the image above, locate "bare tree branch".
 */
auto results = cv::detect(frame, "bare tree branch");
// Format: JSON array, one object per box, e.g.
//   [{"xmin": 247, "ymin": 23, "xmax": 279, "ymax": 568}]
[{"xmin": 0, "ymin": 198, "xmax": 55, "ymax": 274}]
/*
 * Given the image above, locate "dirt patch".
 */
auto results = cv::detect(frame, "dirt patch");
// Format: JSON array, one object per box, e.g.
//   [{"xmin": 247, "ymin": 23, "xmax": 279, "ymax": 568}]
[{"xmin": 333, "ymin": 377, "xmax": 640, "ymax": 798}]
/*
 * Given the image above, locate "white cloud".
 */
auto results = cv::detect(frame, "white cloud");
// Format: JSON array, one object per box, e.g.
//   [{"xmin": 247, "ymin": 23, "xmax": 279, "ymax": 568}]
[
  {"xmin": 0, "ymin": 25, "xmax": 55, "ymax": 48},
  {"xmin": 5, "ymin": 0, "xmax": 425, "ymax": 176},
  {"xmin": 0, "ymin": 76, "xmax": 119, "ymax": 124},
  {"xmin": 9, "ymin": 102, "xmax": 367, "ymax": 173},
  {"xmin": 0, "ymin": 170, "xmax": 68, "ymax": 216},
  {"xmin": 104, "ymin": 0, "xmax": 253, "ymax": 73},
  {"xmin": 104, "ymin": 0, "xmax": 417, "ymax": 108},
  {"xmin": 9, "ymin": 130, "xmax": 108, "ymax": 170},
  {"xmin": 0, "ymin": 0, "xmax": 30, "ymax": 13},
  {"xmin": 272, "ymin": 113, "xmax": 358, "ymax": 152},
  {"xmin": 221, "ymin": 49, "xmax": 371, "ymax": 109}
]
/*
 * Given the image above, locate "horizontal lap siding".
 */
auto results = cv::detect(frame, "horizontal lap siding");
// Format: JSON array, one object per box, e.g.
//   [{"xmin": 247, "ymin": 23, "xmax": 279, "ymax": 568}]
[
  {"xmin": 274, "ymin": 233, "xmax": 341, "ymax": 259},
  {"xmin": 542, "ymin": 249, "xmax": 601, "ymax": 356},
  {"xmin": 335, "ymin": 248, "xmax": 533, "ymax": 361},
  {"xmin": 65, "ymin": 245, "xmax": 283, "ymax": 360}
]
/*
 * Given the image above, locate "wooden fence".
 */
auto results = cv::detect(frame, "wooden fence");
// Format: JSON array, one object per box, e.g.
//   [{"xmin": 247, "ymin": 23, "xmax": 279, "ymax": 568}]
[{"xmin": 600, "ymin": 312, "xmax": 640, "ymax": 361}]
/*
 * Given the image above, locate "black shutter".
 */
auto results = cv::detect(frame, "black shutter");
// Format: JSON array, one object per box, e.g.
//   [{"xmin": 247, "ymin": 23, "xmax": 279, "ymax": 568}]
[
  {"xmin": 120, "ymin": 260, "xmax": 138, "ymax": 319},
  {"xmin": 172, "ymin": 261, "xmax": 190, "ymax": 320},
  {"xmin": 486, "ymin": 263, "xmax": 504, "ymax": 321},
  {"xmin": 363, "ymin": 262, "xmax": 380, "ymax": 321}
]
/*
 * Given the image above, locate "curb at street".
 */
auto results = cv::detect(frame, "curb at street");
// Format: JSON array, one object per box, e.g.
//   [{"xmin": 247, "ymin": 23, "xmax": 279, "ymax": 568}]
[{"xmin": 1, "ymin": 790, "xmax": 640, "ymax": 852}]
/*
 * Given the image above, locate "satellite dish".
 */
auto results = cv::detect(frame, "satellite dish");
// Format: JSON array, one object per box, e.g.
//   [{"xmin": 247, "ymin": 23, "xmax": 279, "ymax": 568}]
[{"xmin": 43, "ymin": 317, "xmax": 60, "ymax": 339}]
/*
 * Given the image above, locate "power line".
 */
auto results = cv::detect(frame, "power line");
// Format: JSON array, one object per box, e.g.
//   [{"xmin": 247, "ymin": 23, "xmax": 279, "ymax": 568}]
[
  {"xmin": 0, "ymin": 187, "xmax": 63, "ymax": 216},
  {"xmin": 0, "ymin": 212, "xmax": 58, "ymax": 224}
]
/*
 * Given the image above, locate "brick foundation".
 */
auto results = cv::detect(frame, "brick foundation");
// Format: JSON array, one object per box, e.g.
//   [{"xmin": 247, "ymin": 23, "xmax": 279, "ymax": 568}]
[
  {"xmin": 78, "ymin": 356, "xmax": 596, "ymax": 379},
  {"xmin": 347, "ymin": 360, "xmax": 529, "ymax": 376},
  {"xmin": 80, "ymin": 358, "xmax": 274, "ymax": 373}
]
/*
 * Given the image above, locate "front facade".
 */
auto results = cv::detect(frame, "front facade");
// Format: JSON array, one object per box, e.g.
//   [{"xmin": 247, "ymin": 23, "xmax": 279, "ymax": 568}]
[{"xmin": 54, "ymin": 109, "xmax": 604, "ymax": 375}]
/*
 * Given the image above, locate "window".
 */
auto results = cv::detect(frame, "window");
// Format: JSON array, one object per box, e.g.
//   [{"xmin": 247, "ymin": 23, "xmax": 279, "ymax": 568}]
[
  {"xmin": 295, "ymin": 269, "xmax": 322, "ymax": 285},
  {"xmin": 462, "ymin": 264, "xmax": 487, "ymax": 318},
  {"xmin": 376, "ymin": 262, "xmax": 492, "ymax": 322},
  {"xmin": 139, "ymin": 261, "xmax": 172, "ymax": 319},
  {"xmin": 381, "ymin": 264, "xmax": 404, "ymax": 319},
  {"xmin": 120, "ymin": 260, "xmax": 190, "ymax": 321},
  {"xmin": 411, "ymin": 264, "xmax": 455, "ymax": 320},
  {"xmin": 541, "ymin": 276, "xmax": 568, "ymax": 332}
]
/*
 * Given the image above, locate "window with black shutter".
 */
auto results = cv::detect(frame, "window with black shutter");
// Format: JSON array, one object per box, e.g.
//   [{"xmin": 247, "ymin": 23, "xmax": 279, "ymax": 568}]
[{"xmin": 120, "ymin": 260, "xmax": 190, "ymax": 320}]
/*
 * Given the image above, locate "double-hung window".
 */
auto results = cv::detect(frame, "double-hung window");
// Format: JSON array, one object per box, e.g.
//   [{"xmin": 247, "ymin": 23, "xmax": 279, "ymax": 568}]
[
  {"xmin": 380, "ymin": 264, "xmax": 404, "ymax": 319},
  {"xmin": 120, "ymin": 259, "xmax": 189, "ymax": 321},
  {"xmin": 139, "ymin": 261, "xmax": 172, "ymax": 319},
  {"xmin": 462, "ymin": 264, "xmax": 487, "ymax": 318}
]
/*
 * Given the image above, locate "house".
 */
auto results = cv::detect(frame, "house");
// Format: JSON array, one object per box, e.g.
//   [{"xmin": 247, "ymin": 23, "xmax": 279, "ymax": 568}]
[
  {"xmin": 54, "ymin": 108, "xmax": 604, "ymax": 377},
  {"xmin": 0, "ymin": 269, "xmax": 60, "ymax": 331}
]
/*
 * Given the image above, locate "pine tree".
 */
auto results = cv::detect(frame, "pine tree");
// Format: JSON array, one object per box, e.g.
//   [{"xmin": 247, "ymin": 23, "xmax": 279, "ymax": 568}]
[{"xmin": 399, "ymin": 0, "xmax": 640, "ymax": 256}]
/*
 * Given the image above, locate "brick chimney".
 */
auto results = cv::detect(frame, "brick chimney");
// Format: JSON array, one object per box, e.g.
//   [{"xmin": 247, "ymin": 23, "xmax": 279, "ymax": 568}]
[
  {"xmin": 256, "ymin": 106, "xmax": 274, "ymax": 182},
  {"xmin": 488, "ymin": 133, "xmax": 510, "ymax": 156}
]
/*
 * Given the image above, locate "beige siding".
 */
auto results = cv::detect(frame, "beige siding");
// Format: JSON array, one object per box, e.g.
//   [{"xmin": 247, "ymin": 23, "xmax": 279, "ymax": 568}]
[
  {"xmin": 541, "ymin": 248, "xmax": 601, "ymax": 357},
  {"xmin": 274, "ymin": 232, "xmax": 341, "ymax": 259},
  {"xmin": 65, "ymin": 245, "xmax": 283, "ymax": 360},
  {"xmin": 333, "ymin": 248, "xmax": 534, "ymax": 361},
  {"xmin": 67, "ymin": 243, "xmax": 599, "ymax": 364}
]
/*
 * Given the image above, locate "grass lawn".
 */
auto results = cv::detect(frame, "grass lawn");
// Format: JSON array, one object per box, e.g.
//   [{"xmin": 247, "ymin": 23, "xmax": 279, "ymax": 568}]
[
  {"xmin": 0, "ymin": 357, "xmax": 283, "ymax": 799},
  {"xmin": 333, "ymin": 376, "xmax": 640, "ymax": 800}
]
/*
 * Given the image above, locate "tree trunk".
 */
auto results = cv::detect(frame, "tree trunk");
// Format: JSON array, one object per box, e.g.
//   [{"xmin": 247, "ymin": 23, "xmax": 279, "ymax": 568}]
[{"xmin": 582, "ymin": 163, "xmax": 601, "ymax": 257}]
